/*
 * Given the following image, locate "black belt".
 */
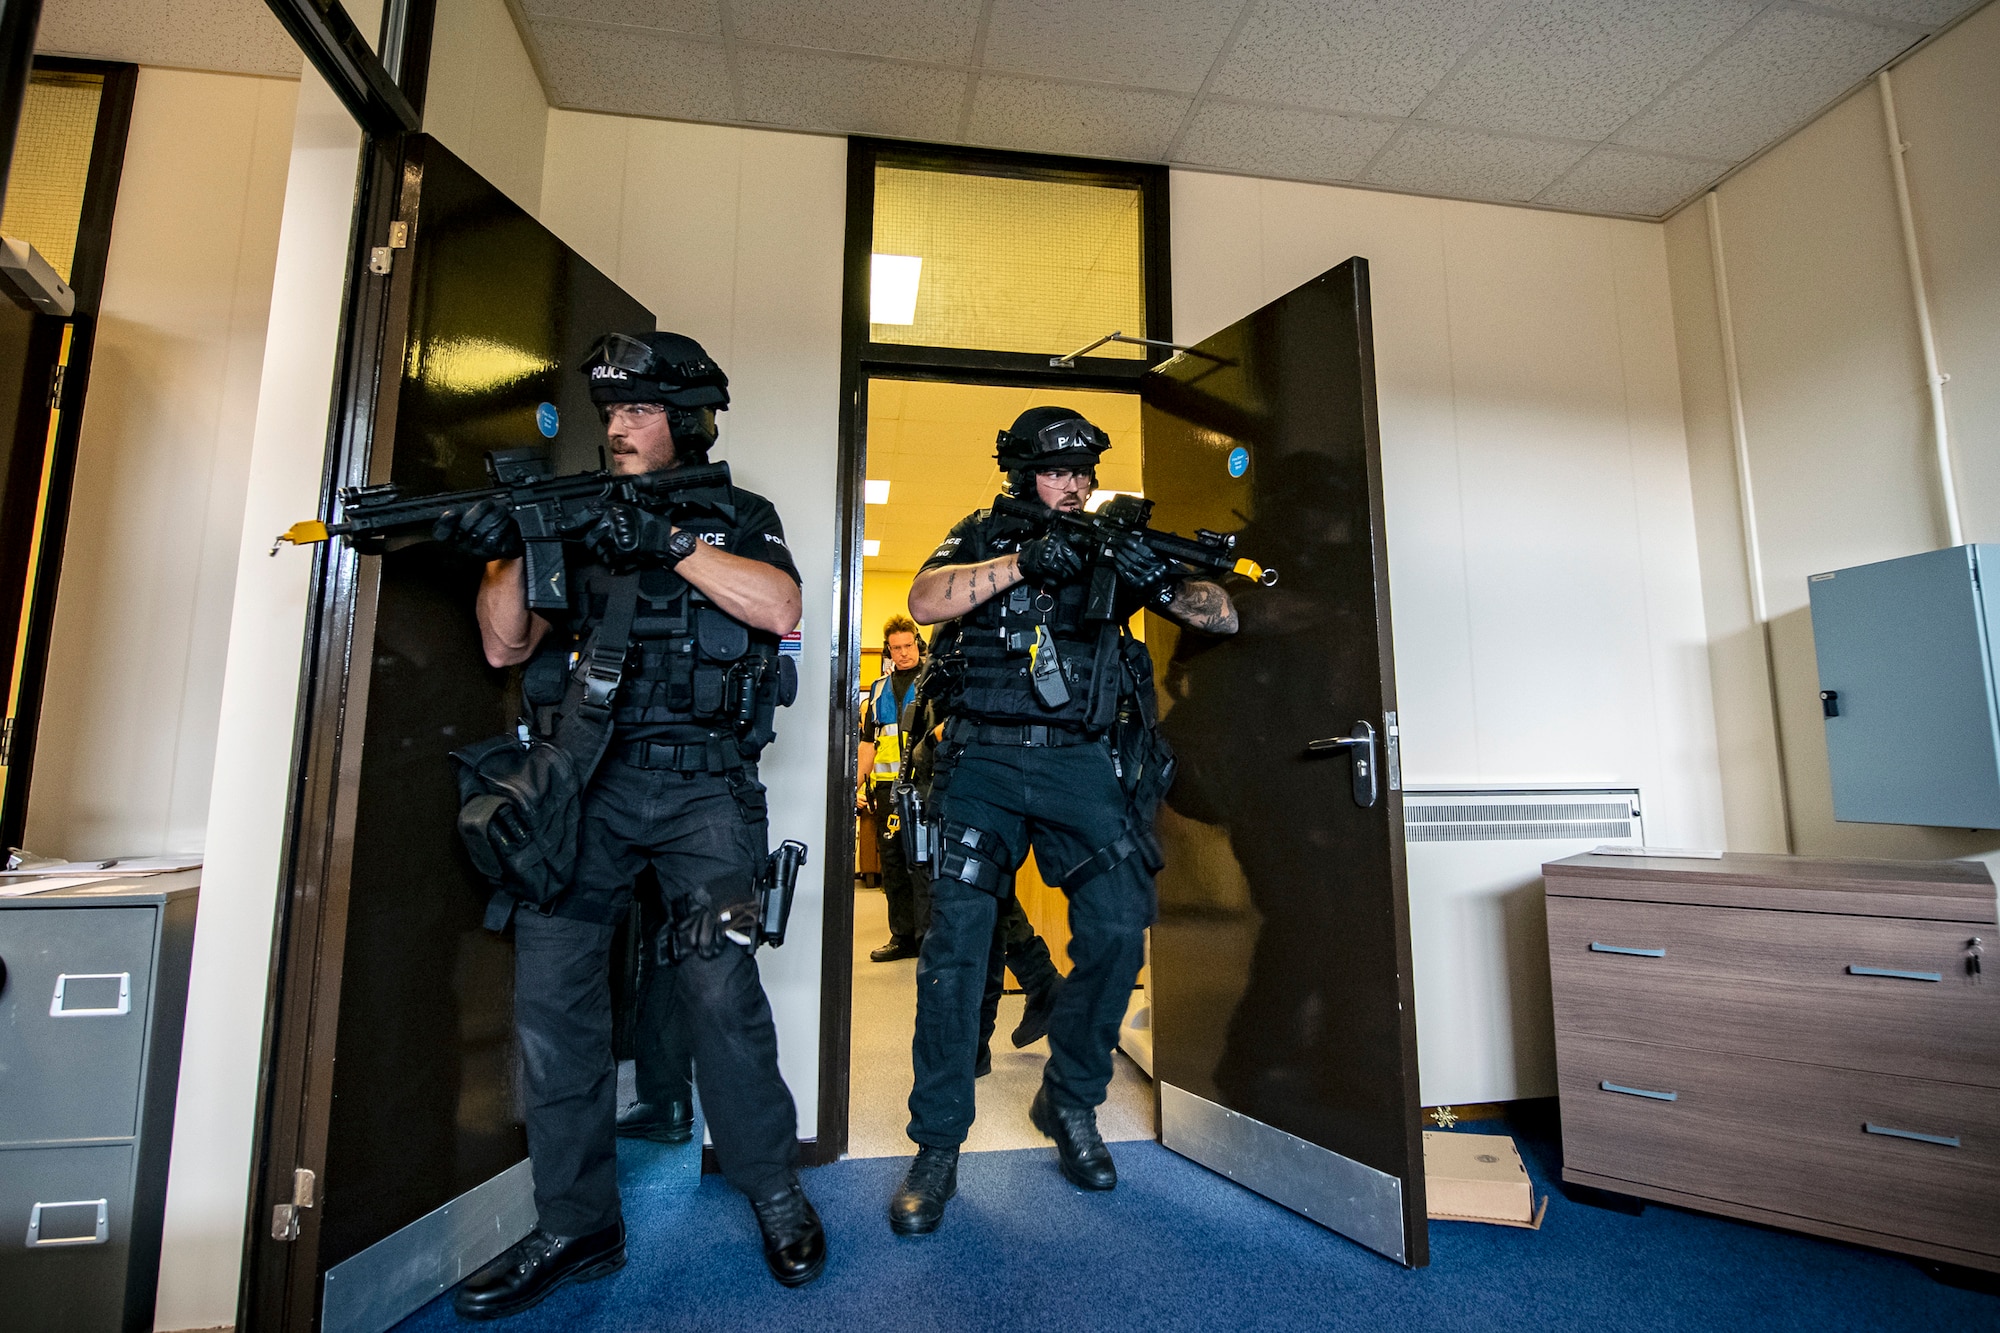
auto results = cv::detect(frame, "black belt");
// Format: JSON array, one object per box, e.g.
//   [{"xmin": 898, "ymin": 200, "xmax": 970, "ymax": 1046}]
[
  {"xmin": 615, "ymin": 736, "xmax": 745, "ymax": 772},
  {"xmin": 956, "ymin": 721, "xmax": 1097, "ymax": 748}
]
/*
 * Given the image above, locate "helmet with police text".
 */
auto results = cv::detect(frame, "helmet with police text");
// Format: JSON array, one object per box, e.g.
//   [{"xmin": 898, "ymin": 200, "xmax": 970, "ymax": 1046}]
[
  {"xmin": 994, "ymin": 405, "xmax": 1110, "ymax": 474},
  {"xmin": 582, "ymin": 330, "xmax": 729, "ymax": 459}
]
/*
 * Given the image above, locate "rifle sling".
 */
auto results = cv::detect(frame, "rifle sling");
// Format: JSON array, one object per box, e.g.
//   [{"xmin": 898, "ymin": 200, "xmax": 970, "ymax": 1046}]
[{"xmin": 552, "ymin": 574, "xmax": 641, "ymax": 783}]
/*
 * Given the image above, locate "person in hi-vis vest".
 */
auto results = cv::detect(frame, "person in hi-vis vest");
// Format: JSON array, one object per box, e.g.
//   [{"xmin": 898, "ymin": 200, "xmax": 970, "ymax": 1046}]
[{"xmin": 856, "ymin": 615, "xmax": 931, "ymax": 960}]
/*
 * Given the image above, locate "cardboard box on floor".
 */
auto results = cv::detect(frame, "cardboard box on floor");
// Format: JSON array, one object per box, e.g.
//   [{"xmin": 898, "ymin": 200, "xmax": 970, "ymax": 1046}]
[{"xmin": 1423, "ymin": 1131, "xmax": 1547, "ymax": 1228}]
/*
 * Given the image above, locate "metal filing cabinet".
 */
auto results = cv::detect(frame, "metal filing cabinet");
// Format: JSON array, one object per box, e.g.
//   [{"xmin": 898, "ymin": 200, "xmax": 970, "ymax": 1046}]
[
  {"xmin": 0, "ymin": 873, "xmax": 198, "ymax": 1331},
  {"xmin": 1808, "ymin": 544, "xmax": 2000, "ymax": 829}
]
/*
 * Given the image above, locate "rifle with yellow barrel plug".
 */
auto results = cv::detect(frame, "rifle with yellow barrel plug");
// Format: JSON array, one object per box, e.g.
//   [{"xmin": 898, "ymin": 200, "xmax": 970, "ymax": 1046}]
[{"xmin": 271, "ymin": 447, "xmax": 736, "ymax": 610}]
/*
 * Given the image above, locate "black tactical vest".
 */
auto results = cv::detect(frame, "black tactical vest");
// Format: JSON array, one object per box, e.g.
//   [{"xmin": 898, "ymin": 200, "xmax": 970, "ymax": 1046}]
[
  {"xmin": 943, "ymin": 502, "xmax": 1122, "ymax": 730},
  {"xmin": 524, "ymin": 561, "xmax": 795, "ymax": 752}
]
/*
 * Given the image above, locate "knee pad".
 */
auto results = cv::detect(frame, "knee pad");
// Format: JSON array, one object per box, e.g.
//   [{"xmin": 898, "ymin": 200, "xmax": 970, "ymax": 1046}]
[{"xmin": 935, "ymin": 820, "xmax": 1011, "ymax": 897}]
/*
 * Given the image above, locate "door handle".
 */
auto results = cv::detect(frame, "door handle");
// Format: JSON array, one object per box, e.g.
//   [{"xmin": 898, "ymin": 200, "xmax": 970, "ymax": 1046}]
[{"xmin": 1307, "ymin": 721, "xmax": 1378, "ymax": 808}]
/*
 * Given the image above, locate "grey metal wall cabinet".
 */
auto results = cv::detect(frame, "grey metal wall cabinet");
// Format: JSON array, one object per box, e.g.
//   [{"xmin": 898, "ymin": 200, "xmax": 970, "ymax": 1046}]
[
  {"xmin": 1807, "ymin": 545, "xmax": 2000, "ymax": 829},
  {"xmin": 0, "ymin": 872, "xmax": 198, "ymax": 1332}
]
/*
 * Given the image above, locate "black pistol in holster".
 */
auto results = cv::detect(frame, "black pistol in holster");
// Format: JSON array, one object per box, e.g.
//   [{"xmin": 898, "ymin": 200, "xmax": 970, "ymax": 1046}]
[
  {"xmin": 892, "ymin": 781, "xmax": 932, "ymax": 867},
  {"xmin": 657, "ymin": 839, "xmax": 808, "ymax": 964},
  {"xmin": 758, "ymin": 839, "xmax": 809, "ymax": 948}
]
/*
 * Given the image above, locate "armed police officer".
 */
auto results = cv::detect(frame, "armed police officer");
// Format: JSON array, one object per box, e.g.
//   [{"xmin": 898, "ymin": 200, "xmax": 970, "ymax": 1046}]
[
  {"xmin": 436, "ymin": 332, "xmax": 827, "ymax": 1316},
  {"xmin": 889, "ymin": 406, "xmax": 1238, "ymax": 1234}
]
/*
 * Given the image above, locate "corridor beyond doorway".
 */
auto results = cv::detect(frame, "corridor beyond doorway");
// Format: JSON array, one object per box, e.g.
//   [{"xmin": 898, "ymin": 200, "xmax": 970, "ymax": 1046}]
[{"xmin": 845, "ymin": 376, "xmax": 1154, "ymax": 1160}]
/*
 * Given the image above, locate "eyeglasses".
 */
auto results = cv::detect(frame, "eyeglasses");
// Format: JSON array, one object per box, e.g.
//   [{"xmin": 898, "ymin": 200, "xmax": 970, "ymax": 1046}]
[
  {"xmin": 1037, "ymin": 468, "xmax": 1096, "ymax": 490},
  {"xmin": 599, "ymin": 403, "xmax": 668, "ymax": 425}
]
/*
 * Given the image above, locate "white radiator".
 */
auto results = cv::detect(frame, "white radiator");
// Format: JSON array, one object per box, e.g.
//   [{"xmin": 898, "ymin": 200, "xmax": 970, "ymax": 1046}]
[{"xmin": 1405, "ymin": 788, "xmax": 1643, "ymax": 1107}]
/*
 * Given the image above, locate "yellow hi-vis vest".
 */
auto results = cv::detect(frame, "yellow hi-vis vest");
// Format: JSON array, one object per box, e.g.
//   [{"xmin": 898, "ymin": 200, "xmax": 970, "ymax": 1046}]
[{"xmin": 866, "ymin": 672, "xmax": 916, "ymax": 783}]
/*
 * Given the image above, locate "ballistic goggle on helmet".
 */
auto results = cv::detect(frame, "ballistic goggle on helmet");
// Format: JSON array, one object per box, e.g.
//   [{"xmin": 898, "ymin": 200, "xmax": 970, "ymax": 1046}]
[
  {"xmin": 994, "ymin": 405, "xmax": 1111, "ymax": 472},
  {"xmin": 582, "ymin": 331, "xmax": 730, "ymax": 410}
]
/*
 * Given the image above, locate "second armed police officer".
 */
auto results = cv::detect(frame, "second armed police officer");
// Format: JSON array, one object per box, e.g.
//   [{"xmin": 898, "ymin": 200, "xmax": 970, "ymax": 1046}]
[
  {"xmin": 890, "ymin": 406, "xmax": 1238, "ymax": 1233},
  {"xmin": 436, "ymin": 332, "xmax": 826, "ymax": 1316}
]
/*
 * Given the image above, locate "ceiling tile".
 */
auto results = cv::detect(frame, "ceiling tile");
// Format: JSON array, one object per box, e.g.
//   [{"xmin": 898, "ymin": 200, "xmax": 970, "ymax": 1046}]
[
  {"xmin": 1209, "ymin": 0, "xmax": 1515, "ymax": 118},
  {"xmin": 1174, "ymin": 100, "xmax": 1397, "ymax": 181},
  {"xmin": 1535, "ymin": 145, "xmax": 1729, "ymax": 217},
  {"xmin": 1612, "ymin": 7, "xmax": 1917, "ymax": 161},
  {"xmin": 1421, "ymin": 0, "xmax": 1759, "ymax": 140},
  {"xmin": 1364, "ymin": 123, "xmax": 1591, "ymax": 202},
  {"xmin": 531, "ymin": 20, "xmax": 737, "ymax": 121},
  {"xmin": 521, "ymin": 0, "xmax": 721, "ymax": 36},
  {"xmin": 966, "ymin": 76, "xmax": 1191, "ymax": 161},
  {"xmin": 1815, "ymin": 0, "xmax": 1979, "ymax": 25},
  {"xmin": 980, "ymin": 0, "xmax": 1245, "ymax": 94},
  {"xmin": 729, "ymin": 0, "xmax": 987, "ymax": 64},
  {"xmin": 737, "ymin": 47, "xmax": 967, "ymax": 138},
  {"xmin": 39, "ymin": 0, "xmax": 301, "ymax": 77}
]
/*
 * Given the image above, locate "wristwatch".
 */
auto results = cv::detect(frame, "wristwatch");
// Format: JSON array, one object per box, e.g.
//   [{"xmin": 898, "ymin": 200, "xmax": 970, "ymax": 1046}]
[{"xmin": 664, "ymin": 528, "xmax": 702, "ymax": 565}]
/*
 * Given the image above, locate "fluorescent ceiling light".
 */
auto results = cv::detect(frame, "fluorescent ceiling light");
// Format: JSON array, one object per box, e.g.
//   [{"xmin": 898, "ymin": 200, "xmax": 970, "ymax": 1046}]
[
  {"xmin": 871, "ymin": 254, "xmax": 922, "ymax": 325},
  {"xmin": 1084, "ymin": 489, "xmax": 1141, "ymax": 513},
  {"xmin": 865, "ymin": 479, "xmax": 891, "ymax": 504},
  {"xmin": 863, "ymin": 539, "xmax": 882, "ymax": 557}
]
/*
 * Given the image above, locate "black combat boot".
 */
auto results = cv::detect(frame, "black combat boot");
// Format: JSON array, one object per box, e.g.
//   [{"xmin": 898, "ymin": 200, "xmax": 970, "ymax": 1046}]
[
  {"xmin": 615, "ymin": 1099, "xmax": 694, "ymax": 1144},
  {"xmin": 870, "ymin": 934, "xmax": 920, "ymax": 962},
  {"xmin": 452, "ymin": 1221, "xmax": 626, "ymax": 1320},
  {"xmin": 1030, "ymin": 1086, "xmax": 1116, "ymax": 1191},
  {"xmin": 1010, "ymin": 974, "xmax": 1063, "ymax": 1048},
  {"xmin": 975, "ymin": 1042, "xmax": 992, "ymax": 1077},
  {"xmin": 888, "ymin": 1144, "xmax": 959, "ymax": 1235},
  {"xmin": 749, "ymin": 1179, "xmax": 827, "ymax": 1287}
]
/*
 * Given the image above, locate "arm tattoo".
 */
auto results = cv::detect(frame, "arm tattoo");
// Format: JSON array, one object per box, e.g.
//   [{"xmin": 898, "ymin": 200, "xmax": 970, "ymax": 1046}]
[
  {"xmin": 1165, "ymin": 580, "xmax": 1238, "ymax": 635},
  {"xmin": 944, "ymin": 570, "xmax": 956, "ymax": 604}
]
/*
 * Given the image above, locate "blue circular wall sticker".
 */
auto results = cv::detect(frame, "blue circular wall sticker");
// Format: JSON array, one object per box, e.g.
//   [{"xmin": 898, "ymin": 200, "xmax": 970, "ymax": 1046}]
[
  {"xmin": 1227, "ymin": 446, "xmax": 1249, "ymax": 478},
  {"xmin": 536, "ymin": 402, "xmax": 560, "ymax": 438}
]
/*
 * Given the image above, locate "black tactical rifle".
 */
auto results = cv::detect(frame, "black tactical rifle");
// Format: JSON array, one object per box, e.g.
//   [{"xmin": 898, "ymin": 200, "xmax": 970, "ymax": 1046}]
[
  {"xmin": 1020, "ymin": 492, "xmax": 1278, "ymax": 620},
  {"xmin": 272, "ymin": 448, "xmax": 736, "ymax": 610}
]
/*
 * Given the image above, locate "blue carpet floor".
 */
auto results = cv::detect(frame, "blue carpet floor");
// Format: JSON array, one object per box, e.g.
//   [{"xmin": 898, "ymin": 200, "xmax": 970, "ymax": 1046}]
[{"xmin": 391, "ymin": 1115, "xmax": 1998, "ymax": 1332}]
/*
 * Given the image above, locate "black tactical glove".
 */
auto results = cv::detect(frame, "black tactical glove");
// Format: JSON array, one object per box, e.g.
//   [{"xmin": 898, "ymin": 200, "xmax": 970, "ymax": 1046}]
[
  {"xmin": 1016, "ymin": 532, "xmax": 1083, "ymax": 587},
  {"xmin": 432, "ymin": 497, "xmax": 524, "ymax": 561},
  {"xmin": 1110, "ymin": 533, "xmax": 1183, "ymax": 608},
  {"xmin": 585, "ymin": 502, "xmax": 676, "ymax": 566}
]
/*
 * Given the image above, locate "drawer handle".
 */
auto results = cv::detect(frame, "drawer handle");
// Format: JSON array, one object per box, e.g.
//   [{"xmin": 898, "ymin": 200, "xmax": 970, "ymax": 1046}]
[
  {"xmin": 1600, "ymin": 1081, "xmax": 1678, "ymax": 1102},
  {"xmin": 1846, "ymin": 965, "xmax": 1941, "ymax": 982},
  {"xmin": 1590, "ymin": 942, "xmax": 1665, "ymax": 958},
  {"xmin": 1864, "ymin": 1122, "xmax": 1960, "ymax": 1149},
  {"xmin": 49, "ymin": 972, "xmax": 131, "ymax": 1017},
  {"xmin": 26, "ymin": 1199, "xmax": 109, "ymax": 1246}
]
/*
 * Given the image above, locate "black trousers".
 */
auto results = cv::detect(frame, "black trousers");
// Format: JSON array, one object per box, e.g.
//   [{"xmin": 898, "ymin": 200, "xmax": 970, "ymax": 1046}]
[
  {"xmin": 977, "ymin": 895, "xmax": 1061, "ymax": 1049},
  {"xmin": 909, "ymin": 738, "xmax": 1153, "ymax": 1147},
  {"xmin": 513, "ymin": 756, "xmax": 798, "ymax": 1236},
  {"xmin": 633, "ymin": 919, "xmax": 694, "ymax": 1107},
  {"xmin": 871, "ymin": 784, "xmax": 931, "ymax": 940}
]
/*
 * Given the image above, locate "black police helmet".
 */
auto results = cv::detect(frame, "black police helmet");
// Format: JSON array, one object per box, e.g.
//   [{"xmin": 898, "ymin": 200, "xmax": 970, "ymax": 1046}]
[
  {"xmin": 581, "ymin": 330, "xmax": 730, "ymax": 411},
  {"xmin": 994, "ymin": 405, "xmax": 1110, "ymax": 474}
]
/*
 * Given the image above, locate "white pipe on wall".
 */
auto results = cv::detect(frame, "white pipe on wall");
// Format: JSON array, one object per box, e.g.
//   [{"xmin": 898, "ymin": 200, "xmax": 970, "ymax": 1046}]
[
  {"xmin": 1876, "ymin": 69, "xmax": 1964, "ymax": 549},
  {"xmin": 1705, "ymin": 190, "xmax": 1796, "ymax": 853}
]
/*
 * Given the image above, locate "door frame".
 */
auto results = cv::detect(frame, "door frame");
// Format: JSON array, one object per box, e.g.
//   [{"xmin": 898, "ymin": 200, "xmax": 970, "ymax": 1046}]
[
  {"xmin": 239, "ymin": 5, "xmax": 435, "ymax": 1328},
  {"xmin": 0, "ymin": 55, "xmax": 136, "ymax": 850},
  {"xmin": 815, "ymin": 137, "xmax": 1173, "ymax": 1160}
]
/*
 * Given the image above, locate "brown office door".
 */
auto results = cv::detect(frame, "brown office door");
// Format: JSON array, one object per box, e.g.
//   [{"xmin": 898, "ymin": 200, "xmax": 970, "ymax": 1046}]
[{"xmin": 1140, "ymin": 257, "xmax": 1426, "ymax": 1266}]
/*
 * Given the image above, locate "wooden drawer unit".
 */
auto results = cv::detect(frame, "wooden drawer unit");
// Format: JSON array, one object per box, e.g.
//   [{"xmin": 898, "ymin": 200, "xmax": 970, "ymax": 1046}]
[{"xmin": 1545, "ymin": 852, "xmax": 1999, "ymax": 1273}]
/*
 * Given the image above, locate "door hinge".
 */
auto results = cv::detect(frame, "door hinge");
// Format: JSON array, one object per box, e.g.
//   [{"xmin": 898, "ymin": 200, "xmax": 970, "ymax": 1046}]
[
  {"xmin": 270, "ymin": 1167, "xmax": 317, "ymax": 1241},
  {"xmin": 369, "ymin": 220, "xmax": 411, "ymax": 276},
  {"xmin": 0, "ymin": 716, "xmax": 13, "ymax": 766},
  {"xmin": 48, "ymin": 363, "xmax": 64, "ymax": 409}
]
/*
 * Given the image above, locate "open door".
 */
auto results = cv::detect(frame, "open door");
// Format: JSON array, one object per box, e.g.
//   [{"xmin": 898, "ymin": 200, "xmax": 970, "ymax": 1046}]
[
  {"xmin": 246, "ymin": 135, "xmax": 653, "ymax": 1333},
  {"xmin": 1141, "ymin": 258, "xmax": 1426, "ymax": 1266}
]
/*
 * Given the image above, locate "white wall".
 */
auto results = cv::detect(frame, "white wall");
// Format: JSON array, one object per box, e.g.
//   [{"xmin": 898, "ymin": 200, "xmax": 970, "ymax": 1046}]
[
  {"xmin": 1664, "ymin": 0, "xmax": 2000, "ymax": 868},
  {"xmin": 23, "ymin": 69, "xmax": 297, "ymax": 861},
  {"xmin": 423, "ymin": 0, "xmax": 547, "ymax": 216},
  {"xmin": 154, "ymin": 62, "xmax": 369, "ymax": 1332},
  {"xmin": 1173, "ymin": 171, "xmax": 1726, "ymax": 848},
  {"xmin": 538, "ymin": 111, "xmax": 846, "ymax": 1134}
]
